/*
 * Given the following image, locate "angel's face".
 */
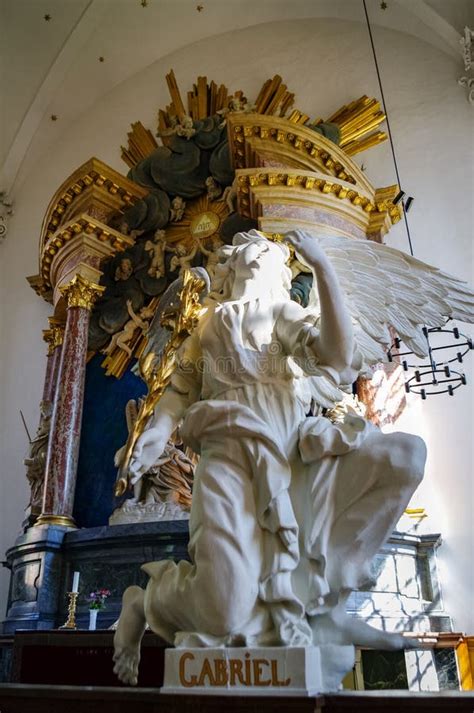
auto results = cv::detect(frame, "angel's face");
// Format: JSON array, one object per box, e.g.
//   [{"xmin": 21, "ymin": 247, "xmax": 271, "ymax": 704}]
[
  {"xmin": 234, "ymin": 240, "xmax": 290, "ymax": 289},
  {"xmin": 116, "ymin": 258, "xmax": 133, "ymax": 281}
]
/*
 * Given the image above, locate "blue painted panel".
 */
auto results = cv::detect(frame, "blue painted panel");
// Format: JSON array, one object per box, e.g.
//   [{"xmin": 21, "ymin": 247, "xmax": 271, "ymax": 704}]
[{"xmin": 74, "ymin": 354, "xmax": 146, "ymax": 528}]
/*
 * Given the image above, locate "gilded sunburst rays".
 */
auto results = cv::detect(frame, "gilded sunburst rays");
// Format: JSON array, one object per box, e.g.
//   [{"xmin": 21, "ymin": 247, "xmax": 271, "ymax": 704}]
[{"xmin": 164, "ymin": 195, "xmax": 229, "ymax": 249}]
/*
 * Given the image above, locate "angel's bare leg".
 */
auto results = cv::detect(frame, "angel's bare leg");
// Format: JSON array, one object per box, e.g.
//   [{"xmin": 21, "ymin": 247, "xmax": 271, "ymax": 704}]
[
  {"xmin": 113, "ymin": 585, "xmax": 146, "ymax": 685},
  {"xmin": 116, "ymin": 335, "xmax": 134, "ymax": 357},
  {"xmin": 102, "ymin": 333, "xmax": 119, "ymax": 356}
]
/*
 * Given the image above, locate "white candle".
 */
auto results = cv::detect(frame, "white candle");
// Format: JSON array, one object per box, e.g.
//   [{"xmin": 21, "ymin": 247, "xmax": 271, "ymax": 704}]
[{"xmin": 71, "ymin": 571, "xmax": 80, "ymax": 593}]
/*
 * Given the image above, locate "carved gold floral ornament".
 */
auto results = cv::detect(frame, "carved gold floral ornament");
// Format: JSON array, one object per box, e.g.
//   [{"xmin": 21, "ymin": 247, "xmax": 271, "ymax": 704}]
[{"xmin": 59, "ymin": 274, "xmax": 105, "ymax": 311}]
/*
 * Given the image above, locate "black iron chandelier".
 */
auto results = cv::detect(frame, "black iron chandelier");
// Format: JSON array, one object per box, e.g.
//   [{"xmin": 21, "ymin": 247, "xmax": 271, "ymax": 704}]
[{"xmin": 387, "ymin": 325, "xmax": 473, "ymax": 399}]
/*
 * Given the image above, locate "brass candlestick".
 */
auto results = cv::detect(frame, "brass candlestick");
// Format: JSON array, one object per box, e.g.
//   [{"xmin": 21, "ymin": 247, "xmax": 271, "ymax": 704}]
[{"xmin": 60, "ymin": 591, "xmax": 78, "ymax": 629}]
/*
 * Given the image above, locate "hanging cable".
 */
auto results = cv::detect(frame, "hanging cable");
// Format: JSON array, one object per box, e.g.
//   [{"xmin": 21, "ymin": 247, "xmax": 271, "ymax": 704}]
[
  {"xmin": 362, "ymin": 0, "xmax": 415, "ymax": 256},
  {"xmin": 363, "ymin": 0, "xmax": 472, "ymax": 397}
]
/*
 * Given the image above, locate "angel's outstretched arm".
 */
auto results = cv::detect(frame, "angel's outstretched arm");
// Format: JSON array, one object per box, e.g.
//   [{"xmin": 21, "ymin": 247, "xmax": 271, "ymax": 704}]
[{"xmin": 285, "ymin": 231, "xmax": 354, "ymax": 372}]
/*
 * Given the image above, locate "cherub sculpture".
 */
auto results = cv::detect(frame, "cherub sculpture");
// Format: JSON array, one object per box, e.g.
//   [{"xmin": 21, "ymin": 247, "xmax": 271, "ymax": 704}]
[
  {"xmin": 144, "ymin": 229, "xmax": 166, "ymax": 279},
  {"xmin": 114, "ymin": 257, "xmax": 134, "ymax": 282},
  {"xmin": 169, "ymin": 196, "xmax": 186, "ymax": 222},
  {"xmin": 113, "ymin": 229, "xmax": 473, "ymax": 687},
  {"xmin": 167, "ymin": 242, "xmax": 198, "ymax": 276},
  {"xmin": 217, "ymin": 96, "xmax": 256, "ymax": 127},
  {"xmin": 197, "ymin": 235, "xmax": 223, "ymax": 279},
  {"xmin": 118, "ymin": 220, "xmax": 144, "ymax": 242},
  {"xmin": 159, "ymin": 115, "xmax": 196, "ymax": 140},
  {"xmin": 221, "ymin": 183, "xmax": 237, "ymax": 213},
  {"xmin": 205, "ymin": 176, "xmax": 222, "ymax": 202},
  {"xmin": 102, "ymin": 300, "xmax": 155, "ymax": 359}
]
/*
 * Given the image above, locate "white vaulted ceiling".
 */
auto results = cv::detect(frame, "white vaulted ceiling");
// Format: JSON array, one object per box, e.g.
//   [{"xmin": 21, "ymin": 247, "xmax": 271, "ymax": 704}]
[{"xmin": 1, "ymin": 0, "xmax": 472, "ymax": 195}]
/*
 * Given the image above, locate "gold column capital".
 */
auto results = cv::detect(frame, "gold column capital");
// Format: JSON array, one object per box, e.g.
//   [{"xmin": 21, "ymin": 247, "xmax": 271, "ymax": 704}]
[
  {"xmin": 59, "ymin": 274, "xmax": 105, "ymax": 311},
  {"xmin": 43, "ymin": 318, "xmax": 65, "ymax": 355}
]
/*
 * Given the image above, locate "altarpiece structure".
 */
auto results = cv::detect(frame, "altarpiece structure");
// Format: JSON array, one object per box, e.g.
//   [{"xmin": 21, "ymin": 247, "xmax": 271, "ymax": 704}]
[{"xmin": 2, "ymin": 71, "xmax": 472, "ymax": 692}]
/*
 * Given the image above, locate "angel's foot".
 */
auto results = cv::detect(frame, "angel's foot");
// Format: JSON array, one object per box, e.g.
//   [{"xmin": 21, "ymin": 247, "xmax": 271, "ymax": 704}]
[
  {"xmin": 113, "ymin": 585, "xmax": 146, "ymax": 686},
  {"xmin": 311, "ymin": 607, "xmax": 411, "ymax": 650}
]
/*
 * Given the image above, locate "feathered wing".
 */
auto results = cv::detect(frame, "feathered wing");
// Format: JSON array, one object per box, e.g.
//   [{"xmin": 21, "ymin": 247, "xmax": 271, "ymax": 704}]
[
  {"xmin": 297, "ymin": 233, "xmax": 474, "ymax": 407},
  {"xmin": 125, "ymin": 399, "xmax": 138, "ymax": 433},
  {"xmin": 143, "ymin": 267, "xmax": 210, "ymax": 363},
  {"xmin": 114, "ymin": 399, "xmax": 139, "ymax": 467}
]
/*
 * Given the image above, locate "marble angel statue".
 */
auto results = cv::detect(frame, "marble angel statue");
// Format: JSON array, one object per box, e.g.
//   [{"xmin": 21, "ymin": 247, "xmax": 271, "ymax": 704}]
[{"xmin": 113, "ymin": 229, "xmax": 473, "ymax": 686}]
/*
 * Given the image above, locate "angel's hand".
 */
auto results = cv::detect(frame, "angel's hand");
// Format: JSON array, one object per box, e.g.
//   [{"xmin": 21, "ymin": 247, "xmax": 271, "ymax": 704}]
[
  {"xmin": 129, "ymin": 427, "xmax": 167, "ymax": 479},
  {"xmin": 284, "ymin": 230, "xmax": 329, "ymax": 269}
]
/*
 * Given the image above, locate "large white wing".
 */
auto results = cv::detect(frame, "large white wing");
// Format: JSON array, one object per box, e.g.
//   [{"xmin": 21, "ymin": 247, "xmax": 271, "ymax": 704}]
[
  {"xmin": 291, "ymin": 233, "xmax": 474, "ymax": 409},
  {"xmin": 305, "ymin": 234, "xmax": 474, "ymax": 372}
]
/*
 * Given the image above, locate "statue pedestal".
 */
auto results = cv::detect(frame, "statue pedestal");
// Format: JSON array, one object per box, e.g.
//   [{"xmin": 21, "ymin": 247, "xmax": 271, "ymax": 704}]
[
  {"xmin": 162, "ymin": 645, "xmax": 355, "ymax": 696},
  {"xmin": 109, "ymin": 501, "xmax": 189, "ymax": 526}
]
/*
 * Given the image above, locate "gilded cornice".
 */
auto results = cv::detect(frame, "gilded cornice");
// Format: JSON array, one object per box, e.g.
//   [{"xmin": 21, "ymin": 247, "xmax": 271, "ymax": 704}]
[
  {"xmin": 236, "ymin": 169, "xmax": 401, "ymax": 240},
  {"xmin": 227, "ymin": 114, "xmax": 373, "ymax": 194},
  {"xmin": 42, "ymin": 214, "xmax": 134, "ymax": 292},
  {"xmin": 39, "ymin": 158, "xmax": 147, "ymax": 256},
  {"xmin": 59, "ymin": 274, "xmax": 105, "ymax": 311},
  {"xmin": 237, "ymin": 170, "xmax": 374, "ymax": 214},
  {"xmin": 372, "ymin": 185, "xmax": 403, "ymax": 228},
  {"xmin": 28, "ymin": 158, "xmax": 147, "ymax": 304},
  {"xmin": 29, "ymin": 214, "xmax": 135, "ymax": 303}
]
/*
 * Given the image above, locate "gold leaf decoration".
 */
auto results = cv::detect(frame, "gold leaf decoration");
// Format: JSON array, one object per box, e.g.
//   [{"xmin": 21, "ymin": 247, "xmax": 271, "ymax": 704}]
[{"xmin": 114, "ymin": 269, "xmax": 206, "ymax": 496}]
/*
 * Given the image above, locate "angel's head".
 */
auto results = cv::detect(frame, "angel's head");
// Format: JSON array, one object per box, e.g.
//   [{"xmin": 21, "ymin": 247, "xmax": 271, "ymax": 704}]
[
  {"xmin": 115, "ymin": 258, "xmax": 133, "ymax": 282},
  {"xmin": 153, "ymin": 228, "xmax": 166, "ymax": 242},
  {"xmin": 210, "ymin": 230, "xmax": 292, "ymax": 302},
  {"xmin": 172, "ymin": 196, "xmax": 185, "ymax": 210}
]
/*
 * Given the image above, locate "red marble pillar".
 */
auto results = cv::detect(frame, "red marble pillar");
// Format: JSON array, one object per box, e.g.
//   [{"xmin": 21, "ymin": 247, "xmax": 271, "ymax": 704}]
[
  {"xmin": 42, "ymin": 319, "xmax": 64, "ymax": 403},
  {"xmin": 36, "ymin": 275, "xmax": 104, "ymax": 528},
  {"xmin": 25, "ymin": 321, "xmax": 65, "ymax": 522}
]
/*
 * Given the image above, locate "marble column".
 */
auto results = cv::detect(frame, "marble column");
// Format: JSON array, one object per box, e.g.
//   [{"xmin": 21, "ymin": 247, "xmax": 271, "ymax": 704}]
[
  {"xmin": 36, "ymin": 275, "xmax": 104, "ymax": 528},
  {"xmin": 24, "ymin": 320, "xmax": 65, "ymax": 523},
  {"xmin": 42, "ymin": 318, "xmax": 64, "ymax": 404}
]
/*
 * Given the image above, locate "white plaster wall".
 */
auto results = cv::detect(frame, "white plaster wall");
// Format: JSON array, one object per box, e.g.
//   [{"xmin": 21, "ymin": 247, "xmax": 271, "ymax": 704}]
[{"xmin": 0, "ymin": 16, "xmax": 472, "ymax": 632}]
